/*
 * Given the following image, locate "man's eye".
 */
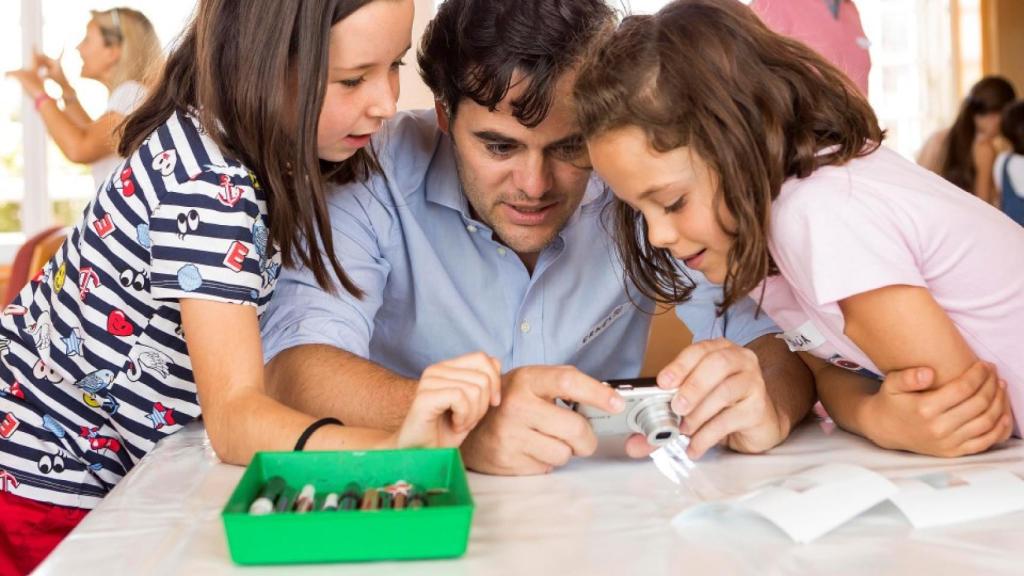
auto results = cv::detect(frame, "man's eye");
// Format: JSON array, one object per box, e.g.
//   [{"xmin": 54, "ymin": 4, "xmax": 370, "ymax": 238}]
[
  {"xmin": 485, "ymin": 143, "xmax": 514, "ymax": 156},
  {"xmin": 553, "ymin": 143, "xmax": 584, "ymax": 160}
]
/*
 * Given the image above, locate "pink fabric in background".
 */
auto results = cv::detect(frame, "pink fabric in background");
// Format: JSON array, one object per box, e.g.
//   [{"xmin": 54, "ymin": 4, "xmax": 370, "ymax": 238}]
[{"xmin": 750, "ymin": 0, "xmax": 872, "ymax": 96}]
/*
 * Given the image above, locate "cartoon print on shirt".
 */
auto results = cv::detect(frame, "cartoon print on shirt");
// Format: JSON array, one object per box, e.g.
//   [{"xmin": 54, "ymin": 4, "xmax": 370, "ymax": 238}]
[
  {"xmin": 74, "ymin": 369, "xmax": 116, "ymax": 396},
  {"xmin": 151, "ymin": 149, "xmax": 178, "ymax": 177},
  {"xmin": 176, "ymin": 209, "xmax": 201, "ymax": 239},
  {"xmin": 0, "ymin": 412, "xmax": 20, "ymax": 438},
  {"xmin": 32, "ymin": 360, "xmax": 63, "ymax": 384},
  {"xmin": 119, "ymin": 268, "xmax": 148, "ymax": 292},
  {"xmin": 2, "ymin": 305, "xmax": 27, "ymax": 317},
  {"xmin": 205, "ymin": 165, "xmax": 249, "ymax": 208},
  {"xmin": 114, "ymin": 167, "xmax": 136, "ymax": 197},
  {"xmin": 37, "ymin": 450, "xmax": 67, "ymax": 475},
  {"xmin": 83, "ymin": 393, "xmax": 120, "ymax": 415},
  {"xmin": 136, "ymin": 223, "xmax": 153, "ymax": 249},
  {"xmin": 41, "ymin": 414, "xmax": 66, "ymax": 439},
  {"xmin": 37, "ymin": 261, "xmax": 54, "ymax": 286},
  {"xmin": 54, "ymin": 262, "xmax": 67, "ymax": 293},
  {"xmin": 0, "ymin": 469, "xmax": 19, "ymax": 493},
  {"xmin": 146, "ymin": 402, "xmax": 176, "ymax": 430},
  {"xmin": 61, "ymin": 327, "xmax": 85, "ymax": 357},
  {"xmin": 79, "ymin": 426, "xmax": 122, "ymax": 469},
  {"xmin": 24, "ymin": 311, "xmax": 54, "ymax": 352},
  {"xmin": 252, "ymin": 220, "xmax": 280, "ymax": 287},
  {"xmin": 0, "ymin": 380, "xmax": 23, "ymax": 400},
  {"xmin": 176, "ymin": 264, "xmax": 203, "ymax": 292},
  {"xmin": 126, "ymin": 345, "xmax": 172, "ymax": 382},
  {"xmin": 106, "ymin": 310, "xmax": 135, "ymax": 337},
  {"xmin": 78, "ymin": 267, "xmax": 101, "ymax": 302}
]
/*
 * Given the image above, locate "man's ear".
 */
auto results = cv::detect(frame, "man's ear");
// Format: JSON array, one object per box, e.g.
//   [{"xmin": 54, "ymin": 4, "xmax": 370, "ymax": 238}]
[{"xmin": 435, "ymin": 100, "xmax": 451, "ymax": 135}]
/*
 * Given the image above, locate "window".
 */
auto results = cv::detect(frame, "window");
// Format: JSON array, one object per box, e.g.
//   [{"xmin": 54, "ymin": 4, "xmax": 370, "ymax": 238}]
[{"xmin": 1, "ymin": 1, "xmax": 195, "ymax": 263}]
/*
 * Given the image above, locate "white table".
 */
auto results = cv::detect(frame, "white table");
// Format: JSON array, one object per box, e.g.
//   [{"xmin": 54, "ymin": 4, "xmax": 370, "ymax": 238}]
[{"xmin": 35, "ymin": 421, "xmax": 1024, "ymax": 575}]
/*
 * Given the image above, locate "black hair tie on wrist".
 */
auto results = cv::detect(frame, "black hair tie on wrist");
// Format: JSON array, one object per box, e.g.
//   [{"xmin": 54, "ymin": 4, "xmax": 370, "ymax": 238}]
[{"xmin": 294, "ymin": 417, "xmax": 344, "ymax": 451}]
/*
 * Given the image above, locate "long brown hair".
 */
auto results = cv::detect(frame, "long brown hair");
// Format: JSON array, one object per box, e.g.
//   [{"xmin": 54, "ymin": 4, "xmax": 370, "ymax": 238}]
[
  {"xmin": 574, "ymin": 0, "xmax": 883, "ymax": 313},
  {"xmin": 940, "ymin": 76, "xmax": 1016, "ymax": 193},
  {"xmin": 120, "ymin": 0, "xmax": 384, "ymax": 296}
]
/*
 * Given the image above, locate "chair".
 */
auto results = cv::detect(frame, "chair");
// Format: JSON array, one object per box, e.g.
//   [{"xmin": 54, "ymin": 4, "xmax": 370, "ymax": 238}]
[{"xmin": 3, "ymin": 226, "xmax": 68, "ymax": 306}]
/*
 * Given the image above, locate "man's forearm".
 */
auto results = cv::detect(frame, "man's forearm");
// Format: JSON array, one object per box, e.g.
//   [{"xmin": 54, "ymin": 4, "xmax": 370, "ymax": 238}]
[
  {"xmin": 747, "ymin": 335, "xmax": 816, "ymax": 436},
  {"xmin": 265, "ymin": 345, "xmax": 417, "ymax": 430}
]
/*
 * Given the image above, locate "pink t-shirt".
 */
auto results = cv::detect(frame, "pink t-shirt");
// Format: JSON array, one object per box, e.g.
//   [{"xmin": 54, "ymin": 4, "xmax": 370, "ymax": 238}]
[
  {"xmin": 757, "ymin": 145, "xmax": 1024, "ymax": 435},
  {"xmin": 750, "ymin": 0, "xmax": 871, "ymax": 96}
]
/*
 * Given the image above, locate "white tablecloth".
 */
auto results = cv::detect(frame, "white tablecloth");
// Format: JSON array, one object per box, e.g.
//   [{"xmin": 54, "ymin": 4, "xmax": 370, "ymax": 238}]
[{"xmin": 35, "ymin": 421, "xmax": 1024, "ymax": 575}]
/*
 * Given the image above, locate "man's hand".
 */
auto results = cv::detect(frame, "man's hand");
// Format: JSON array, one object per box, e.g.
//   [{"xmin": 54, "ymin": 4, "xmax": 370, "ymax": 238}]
[
  {"xmin": 625, "ymin": 339, "xmax": 787, "ymax": 460},
  {"xmin": 862, "ymin": 360, "xmax": 1013, "ymax": 457},
  {"xmin": 460, "ymin": 365, "xmax": 624, "ymax": 475},
  {"xmin": 394, "ymin": 352, "xmax": 502, "ymax": 449}
]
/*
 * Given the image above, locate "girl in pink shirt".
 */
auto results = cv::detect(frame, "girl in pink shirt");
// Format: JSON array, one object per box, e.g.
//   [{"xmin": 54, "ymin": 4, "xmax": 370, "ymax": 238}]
[{"xmin": 576, "ymin": 0, "xmax": 1022, "ymax": 457}]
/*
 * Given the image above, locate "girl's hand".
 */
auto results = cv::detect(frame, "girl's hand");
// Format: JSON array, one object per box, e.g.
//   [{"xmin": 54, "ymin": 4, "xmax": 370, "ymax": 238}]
[
  {"xmin": 33, "ymin": 50, "xmax": 69, "ymax": 89},
  {"xmin": 972, "ymin": 137, "xmax": 997, "ymax": 170},
  {"xmin": 5, "ymin": 68, "xmax": 46, "ymax": 99},
  {"xmin": 393, "ymin": 352, "xmax": 502, "ymax": 449},
  {"xmin": 864, "ymin": 361, "xmax": 1013, "ymax": 457}
]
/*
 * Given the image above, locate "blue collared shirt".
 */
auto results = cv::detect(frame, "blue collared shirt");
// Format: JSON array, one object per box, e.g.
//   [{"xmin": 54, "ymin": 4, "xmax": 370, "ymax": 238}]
[{"xmin": 260, "ymin": 110, "xmax": 778, "ymax": 379}]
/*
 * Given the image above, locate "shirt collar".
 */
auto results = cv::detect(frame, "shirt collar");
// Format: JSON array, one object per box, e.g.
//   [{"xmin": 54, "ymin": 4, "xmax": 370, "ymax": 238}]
[{"xmin": 823, "ymin": 0, "xmax": 842, "ymax": 19}]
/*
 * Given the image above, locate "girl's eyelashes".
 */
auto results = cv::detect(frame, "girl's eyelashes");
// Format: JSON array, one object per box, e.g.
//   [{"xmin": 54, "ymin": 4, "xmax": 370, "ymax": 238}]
[
  {"xmin": 664, "ymin": 197, "xmax": 686, "ymax": 213},
  {"xmin": 339, "ymin": 76, "xmax": 365, "ymax": 88},
  {"xmin": 390, "ymin": 58, "xmax": 406, "ymax": 71}
]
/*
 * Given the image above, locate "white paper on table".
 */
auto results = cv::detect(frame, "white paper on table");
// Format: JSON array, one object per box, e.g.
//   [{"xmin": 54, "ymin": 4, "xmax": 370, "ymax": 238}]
[
  {"xmin": 673, "ymin": 463, "xmax": 898, "ymax": 543},
  {"xmin": 889, "ymin": 469, "xmax": 1024, "ymax": 528}
]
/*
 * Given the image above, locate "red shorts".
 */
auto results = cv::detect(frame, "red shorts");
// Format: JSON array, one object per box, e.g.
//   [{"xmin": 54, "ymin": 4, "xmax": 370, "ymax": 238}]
[{"xmin": 0, "ymin": 490, "xmax": 88, "ymax": 576}]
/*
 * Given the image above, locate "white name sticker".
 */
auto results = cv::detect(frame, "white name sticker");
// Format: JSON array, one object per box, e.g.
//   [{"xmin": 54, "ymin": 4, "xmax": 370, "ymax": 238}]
[{"xmin": 777, "ymin": 321, "xmax": 827, "ymax": 353}]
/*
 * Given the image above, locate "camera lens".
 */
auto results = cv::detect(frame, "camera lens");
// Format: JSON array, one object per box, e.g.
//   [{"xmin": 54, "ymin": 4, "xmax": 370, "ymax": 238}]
[{"xmin": 633, "ymin": 402, "xmax": 680, "ymax": 446}]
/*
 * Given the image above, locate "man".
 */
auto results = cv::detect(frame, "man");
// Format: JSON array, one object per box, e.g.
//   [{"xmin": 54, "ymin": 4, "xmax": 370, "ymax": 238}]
[{"xmin": 260, "ymin": 0, "xmax": 994, "ymax": 474}]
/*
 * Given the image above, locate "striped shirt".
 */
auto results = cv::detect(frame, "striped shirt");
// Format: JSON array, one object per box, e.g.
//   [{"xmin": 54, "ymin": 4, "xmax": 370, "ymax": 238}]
[{"xmin": 0, "ymin": 111, "xmax": 280, "ymax": 509}]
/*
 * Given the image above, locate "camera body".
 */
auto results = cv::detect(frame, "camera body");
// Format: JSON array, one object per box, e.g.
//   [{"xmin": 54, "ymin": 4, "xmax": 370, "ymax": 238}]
[{"xmin": 575, "ymin": 377, "xmax": 681, "ymax": 446}]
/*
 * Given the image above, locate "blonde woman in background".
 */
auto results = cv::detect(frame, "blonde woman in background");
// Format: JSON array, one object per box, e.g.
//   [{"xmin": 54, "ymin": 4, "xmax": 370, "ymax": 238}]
[{"xmin": 6, "ymin": 8, "xmax": 163, "ymax": 189}]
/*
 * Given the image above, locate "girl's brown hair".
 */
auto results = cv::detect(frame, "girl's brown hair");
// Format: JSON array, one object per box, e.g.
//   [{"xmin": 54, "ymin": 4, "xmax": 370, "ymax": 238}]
[
  {"xmin": 940, "ymin": 76, "xmax": 1016, "ymax": 193},
  {"xmin": 574, "ymin": 0, "xmax": 884, "ymax": 313},
  {"xmin": 120, "ymin": 0, "xmax": 385, "ymax": 296}
]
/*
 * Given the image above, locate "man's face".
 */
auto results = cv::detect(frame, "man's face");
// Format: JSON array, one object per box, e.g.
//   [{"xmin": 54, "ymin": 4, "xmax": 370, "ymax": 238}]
[{"xmin": 442, "ymin": 72, "xmax": 592, "ymax": 267}]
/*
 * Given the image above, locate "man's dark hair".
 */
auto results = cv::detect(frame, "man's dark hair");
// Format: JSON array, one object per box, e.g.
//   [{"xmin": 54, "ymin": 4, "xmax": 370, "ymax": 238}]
[{"xmin": 418, "ymin": 0, "xmax": 616, "ymax": 128}]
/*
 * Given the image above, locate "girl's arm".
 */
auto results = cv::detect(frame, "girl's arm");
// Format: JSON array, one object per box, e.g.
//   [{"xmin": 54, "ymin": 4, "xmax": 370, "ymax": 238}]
[
  {"xmin": 181, "ymin": 299, "xmax": 500, "ymax": 465},
  {"xmin": 57, "ymin": 87, "xmax": 93, "ymax": 127},
  {"xmin": 37, "ymin": 101, "xmax": 124, "ymax": 164},
  {"xmin": 815, "ymin": 284, "xmax": 1012, "ymax": 455}
]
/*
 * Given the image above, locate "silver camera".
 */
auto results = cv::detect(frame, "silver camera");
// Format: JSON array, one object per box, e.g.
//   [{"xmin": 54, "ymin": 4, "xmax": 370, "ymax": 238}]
[{"xmin": 575, "ymin": 378, "xmax": 680, "ymax": 446}]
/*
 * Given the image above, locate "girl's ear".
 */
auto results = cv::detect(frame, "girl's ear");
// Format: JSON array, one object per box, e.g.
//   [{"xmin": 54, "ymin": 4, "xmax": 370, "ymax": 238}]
[{"xmin": 435, "ymin": 100, "xmax": 451, "ymax": 135}]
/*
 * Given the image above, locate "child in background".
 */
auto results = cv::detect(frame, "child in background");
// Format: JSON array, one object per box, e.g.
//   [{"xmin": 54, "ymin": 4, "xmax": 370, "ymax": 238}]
[
  {"xmin": 918, "ymin": 76, "xmax": 1017, "ymax": 204},
  {"xmin": 0, "ymin": 1, "xmax": 500, "ymax": 573},
  {"xmin": 995, "ymin": 101, "xmax": 1024, "ymax": 226},
  {"xmin": 576, "ymin": 0, "xmax": 1021, "ymax": 459}
]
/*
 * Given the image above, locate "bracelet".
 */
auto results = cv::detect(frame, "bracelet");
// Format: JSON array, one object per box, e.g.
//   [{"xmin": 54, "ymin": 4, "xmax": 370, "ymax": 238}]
[
  {"xmin": 34, "ymin": 93, "xmax": 52, "ymax": 111},
  {"xmin": 294, "ymin": 417, "xmax": 344, "ymax": 451}
]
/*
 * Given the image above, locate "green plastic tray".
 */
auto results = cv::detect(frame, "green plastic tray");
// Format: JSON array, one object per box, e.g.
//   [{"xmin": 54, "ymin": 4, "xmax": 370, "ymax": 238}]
[{"xmin": 221, "ymin": 448, "xmax": 474, "ymax": 565}]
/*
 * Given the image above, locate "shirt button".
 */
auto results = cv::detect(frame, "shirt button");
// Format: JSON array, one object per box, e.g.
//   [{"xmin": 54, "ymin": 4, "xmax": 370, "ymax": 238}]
[
  {"xmin": 467, "ymin": 224, "xmax": 478, "ymax": 233},
  {"xmin": 520, "ymin": 321, "xmax": 531, "ymax": 334},
  {"xmin": 497, "ymin": 247, "xmax": 507, "ymax": 256}
]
